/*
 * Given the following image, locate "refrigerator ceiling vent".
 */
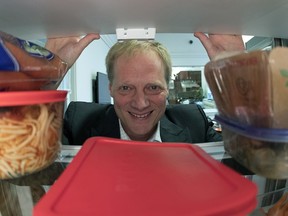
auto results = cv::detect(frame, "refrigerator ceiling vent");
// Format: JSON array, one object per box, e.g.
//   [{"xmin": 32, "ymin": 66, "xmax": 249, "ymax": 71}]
[{"xmin": 116, "ymin": 28, "xmax": 156, "ymax": 41}]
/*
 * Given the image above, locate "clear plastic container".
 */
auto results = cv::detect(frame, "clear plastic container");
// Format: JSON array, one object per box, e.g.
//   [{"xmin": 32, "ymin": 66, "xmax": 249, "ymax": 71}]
[
  {"xmin": 215, "ymin": 115, "xmax": 288, "ymax": 179},
  {"xmin": 0, "ymin": 90, "xmax": 67, "ymax": 179},
  {"xmin": 0, "ymin": 71, "xmax": 67, "ymax": 91},
  {"xmin": 204, "ymin": 48, "xmax": 288, "ymax": 129}
]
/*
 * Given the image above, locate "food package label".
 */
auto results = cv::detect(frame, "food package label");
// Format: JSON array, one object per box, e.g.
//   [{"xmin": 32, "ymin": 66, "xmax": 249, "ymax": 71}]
[
  {"xmin": 0, "ymin": 31, "xmax": 68, "ymax": 91},
  {"xmin": 0, "ymin": 32, "xmax": 55, "ymax": 72},
  {"xmin": 269, "ymin": 47, "xmax": 288, "ymax": 128},
  {"xmin": 0, "ymin": 38, "xmax": 19, "ymax": 71},
  {"xmin": 204, "ymin": 51, "xmax": 272, "ymax": 127},
  {"xmin": 204, "ymin": 48, "xmax": 288, "ymax": 129}
]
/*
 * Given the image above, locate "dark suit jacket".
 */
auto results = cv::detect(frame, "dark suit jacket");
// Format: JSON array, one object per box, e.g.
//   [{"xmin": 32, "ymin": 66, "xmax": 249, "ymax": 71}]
[{"xmin": 62, "ymin": 102, "xmax": 222, "ymax": 145}]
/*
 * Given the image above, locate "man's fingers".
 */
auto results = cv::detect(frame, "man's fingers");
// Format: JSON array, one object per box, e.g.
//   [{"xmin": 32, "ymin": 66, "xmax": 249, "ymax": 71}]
[
  {"xmin": 77, "ymin": 33, "xmax": 100, "ymax": 51},
  {"xmin": 194, "ymin": 32, "xmax": 216, "ymax": 59},
  {"xmin": 194, "ymin": 32, "xmax": 210, "ymax": 47}
]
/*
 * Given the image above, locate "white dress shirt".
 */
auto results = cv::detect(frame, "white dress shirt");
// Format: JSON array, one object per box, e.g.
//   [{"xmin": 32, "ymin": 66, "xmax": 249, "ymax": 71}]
[{"xmin": 119, "ymin": 120, "xmax": 162, "ymax": 142}]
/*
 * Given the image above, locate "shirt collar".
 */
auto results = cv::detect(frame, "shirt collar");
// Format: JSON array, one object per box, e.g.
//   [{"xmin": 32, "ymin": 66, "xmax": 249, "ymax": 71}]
[{"xmin": 119, "ymin": 119, "xmax": 162, "ymax": 142}]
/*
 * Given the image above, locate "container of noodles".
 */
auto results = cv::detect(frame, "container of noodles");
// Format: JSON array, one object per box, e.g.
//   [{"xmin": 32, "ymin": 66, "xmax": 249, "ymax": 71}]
[{"xmin": 0, "ymin": 90, "xmax": 67, "ymax": 179}]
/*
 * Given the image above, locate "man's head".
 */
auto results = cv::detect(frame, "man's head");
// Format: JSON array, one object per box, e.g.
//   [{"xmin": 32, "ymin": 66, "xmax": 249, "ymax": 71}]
[{"xmin": 105, "ymin": 40, "xmax": 172, "ymax": 141}]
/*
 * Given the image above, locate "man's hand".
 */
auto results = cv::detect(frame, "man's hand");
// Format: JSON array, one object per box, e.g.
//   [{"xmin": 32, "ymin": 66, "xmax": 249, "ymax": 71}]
[
  {"xmin": 194, "ymin": 32, "xmax": 245, "ymax": 60},
  {"xmin": 45, "ymin": 33, "xmax": 100, "ymax": 69}
]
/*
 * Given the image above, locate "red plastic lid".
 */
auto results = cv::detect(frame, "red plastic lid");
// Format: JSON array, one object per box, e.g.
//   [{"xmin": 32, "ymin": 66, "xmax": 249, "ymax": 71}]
[
  {"xmin": 0, "ymin": 90, "xmax": 68, "ymax": 106},
  {"xmin": 34, "ymin": 137, "xmax": 257, "ymax": 216}
]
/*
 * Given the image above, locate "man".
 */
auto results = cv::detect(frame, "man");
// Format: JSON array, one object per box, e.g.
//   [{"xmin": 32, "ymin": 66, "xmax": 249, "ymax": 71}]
[
  {"xmin": 45, "ymin": 34, "xmax": 288, "ymax": 216},
  {"xmin": 46, "ymin": 32, "xmax": 245, "ymax": 145}
]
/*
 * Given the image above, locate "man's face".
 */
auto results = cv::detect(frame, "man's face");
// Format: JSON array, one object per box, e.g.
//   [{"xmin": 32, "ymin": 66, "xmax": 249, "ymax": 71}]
[{"xmin": 109, "ymin": 50, "xmax": 169, "ymax": 141}]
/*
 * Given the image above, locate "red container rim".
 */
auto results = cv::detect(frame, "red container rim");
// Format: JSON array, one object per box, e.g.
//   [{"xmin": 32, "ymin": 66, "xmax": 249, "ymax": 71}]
[{"xmin": 0, "ymin": 90, "xmax": 68, "ymax": 106}]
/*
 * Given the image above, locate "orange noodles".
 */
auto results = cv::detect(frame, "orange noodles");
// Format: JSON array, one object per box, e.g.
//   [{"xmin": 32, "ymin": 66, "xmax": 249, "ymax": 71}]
[{"xmin": 0, "ymin": 102, "xmax": 63, "ymax": 179}]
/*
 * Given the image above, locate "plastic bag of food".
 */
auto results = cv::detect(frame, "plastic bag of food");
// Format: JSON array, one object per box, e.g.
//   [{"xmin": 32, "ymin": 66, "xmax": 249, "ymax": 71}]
[
  {"xmin": 204, "ymin": 47, "xmax": 288, "ymax": 128},
  {"xmin": 0, "ymin": 31, "xmax": 68, "ymax": 91},
  {"xmin": 205, "ymin": 48, "xmax": 288, "ymax": 179}
]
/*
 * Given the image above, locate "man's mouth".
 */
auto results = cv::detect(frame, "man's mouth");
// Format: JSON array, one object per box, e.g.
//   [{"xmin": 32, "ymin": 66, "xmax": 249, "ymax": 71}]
[{"xmin": 129, "ymin": 111, "xmax": 153, "ymax": 119}]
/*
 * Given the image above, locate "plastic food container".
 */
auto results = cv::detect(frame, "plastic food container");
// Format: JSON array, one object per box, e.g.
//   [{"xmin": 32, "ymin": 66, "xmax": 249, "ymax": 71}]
[
  {"xmin": 34, "ymin": 137, "xmax": 257, "ymax": 216},
  {"xmin": 0, "ymin": 69, "xmax": 68, "ymax": 92},
  {"xmin": 204, "ymin": 48, "xmax": 288, "ymax": 179},
  {"xmin": 215, "ymin": 115, "xmax": 288, "ymax": 179},
  {"xmin": 204, "ymin": 47, "xmax": 288, "ymax": 129},
  {"xmin": 0, "ymin": 90, "xmax": 67, "ymax": 179}
]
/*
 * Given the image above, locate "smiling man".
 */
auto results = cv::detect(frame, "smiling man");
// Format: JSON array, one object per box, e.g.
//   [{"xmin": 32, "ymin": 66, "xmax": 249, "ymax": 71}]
[
  {"xmin": 46, "ymin": 33, "xmax": 244, "ymax": 145},
  {"xmin": 107, "ymin": 41, "xmax": 170, "ymax": 141}
]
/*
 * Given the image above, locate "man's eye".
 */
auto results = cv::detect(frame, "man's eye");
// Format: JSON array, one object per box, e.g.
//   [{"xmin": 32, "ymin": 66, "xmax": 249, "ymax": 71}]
[
  {"xmin": 149, "ymin": 85, "xmax": 160, "ymax": 91},
  {"xmin": 118, "ymin": 86, "xmax": 132, "ymax": 93},
  {"xmin": 119, "ymin": 86, "xmax": 129, "ymax": 90},
  {"xmin": 146, "ymin": 85, "xmax": 163, "ymax": 94}
]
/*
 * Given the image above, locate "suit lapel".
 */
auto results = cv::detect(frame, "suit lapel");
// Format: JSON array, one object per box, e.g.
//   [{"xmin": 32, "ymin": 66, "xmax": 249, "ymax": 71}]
[
  {"xmin": 160, "ymin": 115, "xmax": 192, "ymax": 143},
  {"xmin": 90, "ymin": 106, "xmax": 121, "ymax": 139},
  {"xmin": 87, "ymin": 105, "xmax": 192, "ymax": 143}
]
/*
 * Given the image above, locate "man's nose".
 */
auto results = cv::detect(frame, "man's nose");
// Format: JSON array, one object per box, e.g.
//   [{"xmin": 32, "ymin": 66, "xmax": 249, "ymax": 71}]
[{"xmin": 131, "ymin": 90, "xmax": 150, "ymax": 109}]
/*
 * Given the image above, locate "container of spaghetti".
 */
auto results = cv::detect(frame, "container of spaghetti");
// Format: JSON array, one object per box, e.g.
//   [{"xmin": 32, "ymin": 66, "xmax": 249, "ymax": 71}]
[{"xmin": 0, "ymin": 90, "xmax": 67, "ymax": 179}]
